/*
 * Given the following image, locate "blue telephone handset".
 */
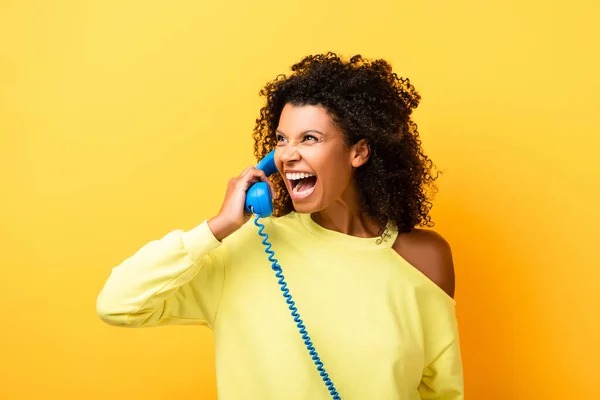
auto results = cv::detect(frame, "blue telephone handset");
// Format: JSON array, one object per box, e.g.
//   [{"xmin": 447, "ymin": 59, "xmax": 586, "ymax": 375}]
[
  {"xmin": 246, "ymin": 150, "xmax": 342, "ymax": 399},
  {"xmin": 244, "ymin": 150, "xmax": 277, "ymax": 218}
]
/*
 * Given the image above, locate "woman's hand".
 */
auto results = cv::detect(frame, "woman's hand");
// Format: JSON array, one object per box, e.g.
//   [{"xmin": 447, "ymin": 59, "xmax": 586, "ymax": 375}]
[{"xmin": 208, "ymin": 166, "xmax": 276, "ymax": 241}]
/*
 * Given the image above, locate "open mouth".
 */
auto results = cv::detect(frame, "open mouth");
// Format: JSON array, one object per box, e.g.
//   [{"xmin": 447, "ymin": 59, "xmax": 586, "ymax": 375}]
[{"xmin": 286, "ymin": 172, "xmax": 317, "ymax": 199}]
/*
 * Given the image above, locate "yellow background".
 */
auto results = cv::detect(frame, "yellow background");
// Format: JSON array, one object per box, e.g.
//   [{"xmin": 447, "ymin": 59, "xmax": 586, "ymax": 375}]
[{"xmin": 1, "ymin": 0, "xmax": 598, "ymax": 399}]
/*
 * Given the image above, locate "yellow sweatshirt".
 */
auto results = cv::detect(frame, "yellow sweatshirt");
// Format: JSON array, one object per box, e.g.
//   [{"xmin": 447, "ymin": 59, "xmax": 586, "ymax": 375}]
[{"xmin": 97, "ymin": 211, "xmax": 464, "ymax": 399}]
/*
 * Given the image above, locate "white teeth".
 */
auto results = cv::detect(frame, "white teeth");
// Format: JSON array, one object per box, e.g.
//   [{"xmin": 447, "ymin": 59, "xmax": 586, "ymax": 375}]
[
  {"xmin": 293, "ymin": 184, "xmax": 315, "ymax": 196},
  {"xmin": 294, "ymin": 187, "xmax": 314, "ymax": 196},
  {"xmin": 286, "ymin": 172, "xmax": 315, "ymax": 180}
]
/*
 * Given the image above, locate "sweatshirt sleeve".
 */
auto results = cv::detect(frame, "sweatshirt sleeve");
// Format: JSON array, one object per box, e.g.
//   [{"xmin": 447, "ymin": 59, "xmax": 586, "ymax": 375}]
[
  {"xmin": 96, "ymin": 220, "xmax": 226, "ymax": 329},
  {"xmin": 417, "ymin": 296, "xmax": 465, "ymax": 399}
]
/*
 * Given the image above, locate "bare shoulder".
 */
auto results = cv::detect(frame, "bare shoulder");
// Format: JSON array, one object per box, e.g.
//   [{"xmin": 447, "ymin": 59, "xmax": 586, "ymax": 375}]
[{"xmin": 392, "ymin": 228, "xmax": 456, "ymax": 298}]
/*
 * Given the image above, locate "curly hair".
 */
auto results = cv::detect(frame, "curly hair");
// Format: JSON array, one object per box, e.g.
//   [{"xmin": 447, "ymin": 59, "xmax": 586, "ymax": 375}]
[{"xmin": 252, "ymin": 52, "xmax": 441, "ymax": 240}]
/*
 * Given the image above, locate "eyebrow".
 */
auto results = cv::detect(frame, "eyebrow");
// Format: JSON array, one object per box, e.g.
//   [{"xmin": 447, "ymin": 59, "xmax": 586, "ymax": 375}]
[{"xmin": 275, "ymin": 129, "xmax": 325, "ymax": 136}]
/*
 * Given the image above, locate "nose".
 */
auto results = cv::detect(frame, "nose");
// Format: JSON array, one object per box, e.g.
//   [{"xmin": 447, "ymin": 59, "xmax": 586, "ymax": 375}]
[{"xmin": 278, "ymin": 145, "xmax": 301, "ymax": 164}]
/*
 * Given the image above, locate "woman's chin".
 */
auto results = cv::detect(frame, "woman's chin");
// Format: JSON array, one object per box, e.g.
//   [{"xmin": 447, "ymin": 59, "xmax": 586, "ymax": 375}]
[{"xmin": 291, "ymin": 196, "xmax": 320, "ymax": 214}]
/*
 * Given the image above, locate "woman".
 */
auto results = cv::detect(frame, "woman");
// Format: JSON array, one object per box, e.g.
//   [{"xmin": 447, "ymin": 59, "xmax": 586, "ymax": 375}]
[{"xmin": 97, "ymin": 52, "xmax": 464, "ymax": 399}]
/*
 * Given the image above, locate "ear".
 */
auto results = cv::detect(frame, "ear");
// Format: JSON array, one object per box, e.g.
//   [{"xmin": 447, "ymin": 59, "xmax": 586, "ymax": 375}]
[{"xmin": 351, "ymin": 139, "xmax": 370, "ymax": 168}]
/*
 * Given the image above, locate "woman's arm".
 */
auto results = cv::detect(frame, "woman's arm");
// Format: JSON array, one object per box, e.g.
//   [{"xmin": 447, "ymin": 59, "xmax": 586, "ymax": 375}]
[
  {"xmin": 96, "ymin": 219, "xmax": 226, "ymax": 328},
  {"xmin": 417, "ymin": 293, "xmax": 465, "ymax": 399},
  {"xmin": 418, "ymin": 333, "xmax": 464, "ymax": 399}
]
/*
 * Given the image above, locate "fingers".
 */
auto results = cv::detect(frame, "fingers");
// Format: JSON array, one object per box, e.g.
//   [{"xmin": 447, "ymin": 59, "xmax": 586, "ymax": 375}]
[
  {"xmin": 238, "ymin": 166, "xmax": 277, "ymax": 198},
  {"xmin": 238, "ymin": 166, "xmax": 253, "ymax": 177}
]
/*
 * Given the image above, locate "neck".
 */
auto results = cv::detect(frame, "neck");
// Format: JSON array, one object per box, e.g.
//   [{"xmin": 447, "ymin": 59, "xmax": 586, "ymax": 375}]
[{"xmin": 311, "ymin": 186, "xmax": 381, "ymax": 238}]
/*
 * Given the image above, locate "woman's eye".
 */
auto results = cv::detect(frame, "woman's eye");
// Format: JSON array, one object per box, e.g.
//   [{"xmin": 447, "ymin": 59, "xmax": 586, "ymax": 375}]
[{"xmin": 276, "ymin": 134, "xmax": 316, "ymax": 143}]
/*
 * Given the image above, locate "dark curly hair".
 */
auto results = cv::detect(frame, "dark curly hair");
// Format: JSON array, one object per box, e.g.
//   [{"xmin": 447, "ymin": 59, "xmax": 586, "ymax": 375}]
[{"xmin": 252, "ymin": 52, "xmax": 441, "ymax": 240}]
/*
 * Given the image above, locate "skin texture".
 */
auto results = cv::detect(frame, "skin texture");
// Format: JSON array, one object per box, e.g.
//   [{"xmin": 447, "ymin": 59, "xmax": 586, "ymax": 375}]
[{"xmin": 393, "ymin": 228, "xmax": 456, "ymax": 298}]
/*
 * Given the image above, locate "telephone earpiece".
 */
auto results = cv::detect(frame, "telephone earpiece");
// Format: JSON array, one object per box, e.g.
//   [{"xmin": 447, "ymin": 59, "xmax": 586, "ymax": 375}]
[{"xmin": 245, "ymin": 150, "xmax": 276, "ymax": 218}]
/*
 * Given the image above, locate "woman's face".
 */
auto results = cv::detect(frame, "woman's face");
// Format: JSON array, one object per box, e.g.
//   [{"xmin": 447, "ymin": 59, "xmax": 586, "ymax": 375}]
[{"xmin": 274, "ymin": 103, "xmax": 368, "ymax": 214}]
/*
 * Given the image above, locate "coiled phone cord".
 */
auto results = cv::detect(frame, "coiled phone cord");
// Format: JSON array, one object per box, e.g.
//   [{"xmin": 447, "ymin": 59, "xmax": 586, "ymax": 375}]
[{"xmin": 253, "ymin": 214, "xmax": 342, "ymax": 400}]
